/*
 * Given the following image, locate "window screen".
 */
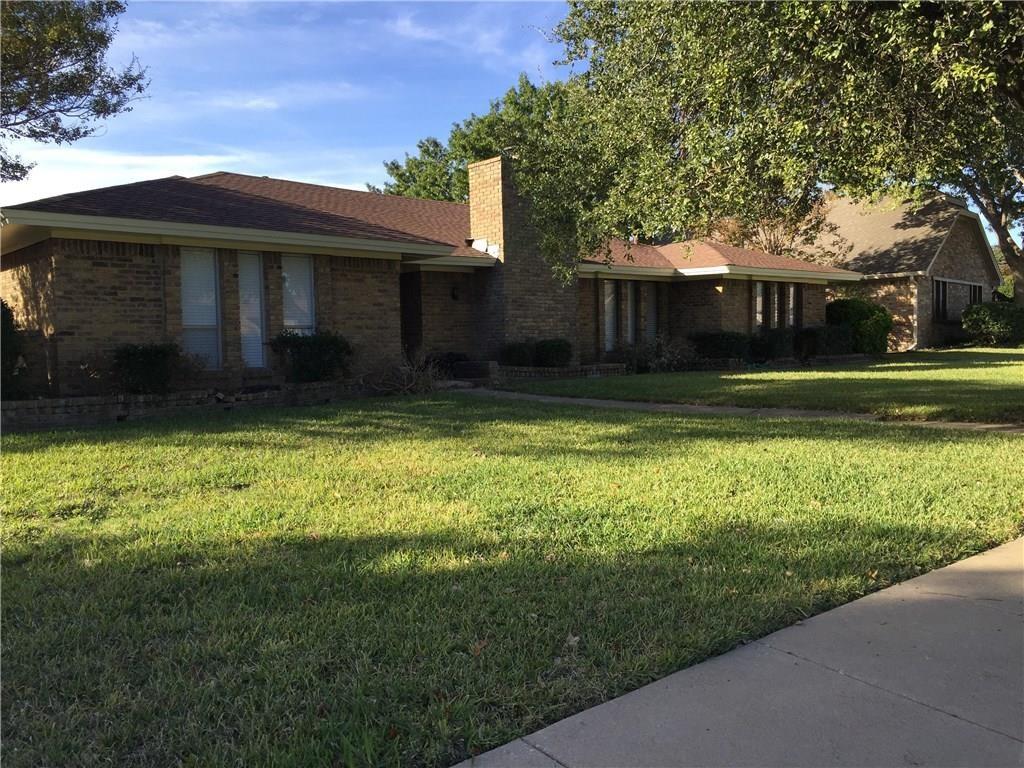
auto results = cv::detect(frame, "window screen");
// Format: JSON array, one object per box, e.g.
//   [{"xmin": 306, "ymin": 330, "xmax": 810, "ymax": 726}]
[
  {"xmin": 625, "ymin": 282, "xmax": 636, "ymax": 344},
  {"xmin": 754, "ymin": 282, "xmax": 766, "ymax": 330},
  {"xmin": 644, "ymin": 284, "xmax": 658, "ymax": 342},
  {"xmin": 603, "ymin": 281, "xmax": 618, "ymax": 352},
  {"xmin": 238, "ymin": 251, "xmax": 265, "ymax": 367},
  {"xmin": 282, "ymin": 254, "xmax": 315, "ymax": 334},
  {"xmin": 180, "ymin": 247, "xmax": 221, "ymax": 368}
]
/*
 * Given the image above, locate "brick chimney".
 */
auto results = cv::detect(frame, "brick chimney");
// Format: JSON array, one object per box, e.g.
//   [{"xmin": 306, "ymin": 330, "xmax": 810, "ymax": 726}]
[
  {"xmin": 467, "ymin": 155, "xmax": 578, "ymax": 359},
  {"xmin": 468, "ymin": 156, "xmax": 510, "ymax": 261}
]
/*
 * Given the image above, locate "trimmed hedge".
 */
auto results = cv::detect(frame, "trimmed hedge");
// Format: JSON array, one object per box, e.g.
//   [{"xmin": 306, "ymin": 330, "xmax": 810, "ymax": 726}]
[
  {"xmin": 499, "ymin": 338, "xmax": 573, "ymax": 367},
  {"xmin": 826, "ymin": 298, "xmax": 892, "ymax": 354},
  {"xmin": 534, "ymin": 338, "xmax": 573, "ymax": 367},
  {"xmin": 962, "ymin": 302, "xmax": 1024, "ymax": 345},
  {"xmin": 689, "ymin": 332, "xmax": 750, "ymax": 359},
  {"xmin": 271, "ymin": 330, "xmax": 354, "ymax": 383},
  {"xmin": 112, "ymin": 343, "xmax": 186, "ymax": 394}
]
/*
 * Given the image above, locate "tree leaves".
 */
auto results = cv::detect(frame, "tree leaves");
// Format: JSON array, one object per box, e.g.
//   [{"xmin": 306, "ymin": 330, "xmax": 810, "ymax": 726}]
[{"xmin": 0, "ymin": 0, "xmax": 148, "ymax": 181}]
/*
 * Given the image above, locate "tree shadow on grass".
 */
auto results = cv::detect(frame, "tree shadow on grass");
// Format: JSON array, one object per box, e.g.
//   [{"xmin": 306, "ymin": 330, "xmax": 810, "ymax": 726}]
[
  {"xmin": 4, "ymin": 513, "xmax": 1017, "ymax": 768},
  {"xmin": 2, "ymin": 393, "xmax": 1018, "ymax": 459}
]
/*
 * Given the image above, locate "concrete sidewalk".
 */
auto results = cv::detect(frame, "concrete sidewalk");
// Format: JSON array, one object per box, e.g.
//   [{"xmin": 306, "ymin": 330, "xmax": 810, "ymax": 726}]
[
  {"xmin": 458, "ymin": 539, "xmax": 1024, "ymax": 767},
  {"xmin": 463, "ymin": 389, "xmax": 1024, "ymax": 434}
]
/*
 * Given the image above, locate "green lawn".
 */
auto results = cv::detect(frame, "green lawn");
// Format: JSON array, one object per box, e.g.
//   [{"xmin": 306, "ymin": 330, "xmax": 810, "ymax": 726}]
[
  {"xmin": 3, "ymin": 396, "xmax": 1023, "ymax": 767},
  {"xmin": 507, "ymin": 348, "xmax": 1024, "ymax": 423}
]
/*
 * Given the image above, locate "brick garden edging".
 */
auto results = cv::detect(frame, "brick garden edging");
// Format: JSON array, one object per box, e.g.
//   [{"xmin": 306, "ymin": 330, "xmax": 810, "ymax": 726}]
[{"xmin": 1, "ymin": 380, "xmax": 361, "ymax": 432}]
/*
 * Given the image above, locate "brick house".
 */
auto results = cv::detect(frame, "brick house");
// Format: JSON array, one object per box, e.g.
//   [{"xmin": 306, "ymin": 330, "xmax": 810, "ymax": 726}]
[
  {"xmin": 805, "ymin": 195, "xmax": 1002, "ymax": 350},
  {"xmin": 1, "ymin": 156, "xmax": 858, "ymax": 396}
]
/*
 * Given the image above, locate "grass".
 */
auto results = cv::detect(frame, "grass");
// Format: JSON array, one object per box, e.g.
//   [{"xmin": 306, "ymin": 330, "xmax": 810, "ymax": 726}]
[
  {"xmin": 3, "ymin": 395, "xmax": 1023, "ymax": 766},
  {"xmin": 506, "ymin": 348, "xmax": 1024, "ymax": 423}
]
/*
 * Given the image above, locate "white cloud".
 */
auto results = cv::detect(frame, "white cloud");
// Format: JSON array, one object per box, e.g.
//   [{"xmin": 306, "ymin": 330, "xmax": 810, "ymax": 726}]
[
  {"xmin": 0, "ymin": 143, "xmax": 395, "ymax": 206},
  {"xmin": 0, "ymin": 145, "xmax": 257, "ymax": 206},
  {"xmin": 387, "ymin": 9, "xmax": 559, "ymax": 77},
  {"xmin": 201, "ymin": 81, "xmax": 365, "ymax": 112}
]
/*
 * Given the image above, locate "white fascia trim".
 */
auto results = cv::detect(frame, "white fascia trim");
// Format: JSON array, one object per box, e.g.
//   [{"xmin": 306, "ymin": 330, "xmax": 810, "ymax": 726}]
[
  {"xmin": 933, "ymin": 276, "xmax": 987, "ymax": 288},
  {"xmin": 859, "ymin": 271, "xmax": 928, "ymax": 280},
  {"xmin": 577, "ymin": 263, "xmax": 677, "ymax": 279},
  {"xmin": 405, "ymin": 254, "xmax": 497, "ymax": 268},
  {"xmin": 1, "ymin": 208, "xmax": 454, "ymax": 257},
  {"xmin": 676, "ymin": 265, "xmax": 862, "ymax": 282}
]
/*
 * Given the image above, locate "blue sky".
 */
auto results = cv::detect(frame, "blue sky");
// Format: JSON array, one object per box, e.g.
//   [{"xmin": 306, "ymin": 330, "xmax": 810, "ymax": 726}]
[{"xmin": 0, "ymin": 1, "xmax": 568, "ymax": 206}]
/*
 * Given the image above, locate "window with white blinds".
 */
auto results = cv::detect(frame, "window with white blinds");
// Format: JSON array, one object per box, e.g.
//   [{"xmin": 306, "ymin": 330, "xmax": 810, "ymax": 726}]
[
  {"xmin": 754, "ymin": 281, "xmax": 766, "ymax": 330},
  {"xmin": 603, "ymin": 280, "xmax": 618, "ymax": 352},
  {"xmin": 625, "ymin": 282, "xmax": 636, "ymax": 344},
  {"xmin": 644, "ymin": 284, "xmax": 658, "ymax": 342},
  {"xmin": 238, "ymin": 251, "xmax": 265, "ymax": 367},
  {"xmin": 180, "ymin": 247, "xmax": 221, "ymax": 368},
  {"xmin": 281, "ymin": 254, "xmax": 315, "ymax": 334}
]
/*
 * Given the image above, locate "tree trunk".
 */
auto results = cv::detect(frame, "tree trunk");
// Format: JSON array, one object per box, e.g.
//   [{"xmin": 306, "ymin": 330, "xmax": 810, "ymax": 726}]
[{"xmin": 997, "ymin": 237, "xmax": 1024, "ymax": 304}]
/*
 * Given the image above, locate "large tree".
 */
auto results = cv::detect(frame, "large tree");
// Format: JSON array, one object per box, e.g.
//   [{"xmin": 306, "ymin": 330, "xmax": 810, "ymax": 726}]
[
  {"xmin": 514, "ymin": 1, "xmax": 1024, "ymax": 299},
  {"xmin": 0, "ymin": 0, "xmax": 147, "ymax": 182},
  {"xmin": 368, "ymin": 75, "xmax": 566, "ymax": 203}
]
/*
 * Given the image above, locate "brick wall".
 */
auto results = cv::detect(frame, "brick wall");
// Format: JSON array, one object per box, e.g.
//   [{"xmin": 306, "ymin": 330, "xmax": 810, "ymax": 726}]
[
  {"xmin": 931, "ymin": 218, "xmax": 1000, "ymax": 288},
  {"xmin": 669, "ymin": 280, "xmax": 725, "ymax": 337},
  {"xmin": 418, "ymin": 270, "xmax": 481, "ymax": 357},
  {"xmin": 2, "ymin": 238, "xmax": 402, "ymax": 395},
  {"xmin": 468, "ymin": 156, "xmax": 578, "ymax": 359},
  {"xmin": 720, "ymin": 280, "xmax": 753, "ymax": 334},
  {"xmin": 837, "ymin": 278, "xmax": 918, "ymax": 351},
  {"xmin": 577, "ymin": 278, "xmax": 599, "ymax": 363},
  {"xmin": 324, "ymin": 255, "xmax": 402, "ymax": 372},
  {"xmin": 0, "ymin": 240, "xmax": 58, "ymax": 393},
  {"xmin": 800, "ymin": 284, "xmax": 827, "ymax": 328}
]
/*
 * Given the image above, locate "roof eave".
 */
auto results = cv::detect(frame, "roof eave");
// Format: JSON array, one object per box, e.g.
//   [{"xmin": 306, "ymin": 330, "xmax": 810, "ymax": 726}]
[
  {"xmin": 0, "ymin": 208, "xmax": 455, "ymax": 258},
  {"xmin": 676, "ymin": 265, "xmax": 862, "ymax": 282}
]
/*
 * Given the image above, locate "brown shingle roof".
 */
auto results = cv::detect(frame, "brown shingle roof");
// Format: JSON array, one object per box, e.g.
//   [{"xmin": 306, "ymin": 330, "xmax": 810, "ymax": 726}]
[
  {"xmin": 6, "ymin": 172, "xmax": 470, "ymax": 249},
  {"xmin": 805, "ymin": 195, "xmax": 965, "ymax": 274},
  {"xmin": 584, "ymin": 238, "xmax": 858, "ymax": 275}
]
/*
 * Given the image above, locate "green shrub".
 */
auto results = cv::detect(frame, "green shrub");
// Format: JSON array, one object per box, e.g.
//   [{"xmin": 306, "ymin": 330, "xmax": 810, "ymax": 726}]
[
  {"xmin": 112, "ymin": 343, "xmax": 186, "ymax": 394},
  {"xmin": 823, "ymin": 324, "xmax": 856, "ymax": 355},
  {"xmin": 763, "ymin": 328, "xmax": 795, "ymax": 360},
  {"xmin": 826, "ymin": 298, "xmax": 892, "ymax": 354},
  {"xmin": 794, "ymin": 327, "xmax": 821, "ymax": 361},
  {"xmin": 689, "ymin": 332, "xmax": 750, "ymax": 359},
  {"xmin": 962, "ymin": 303, "xmax": 1024, "ymax": 345},
  {"xmin": 1, "ymin": 300, "xmax": 24, "ymax": 399},
  {"xmin": 271, "ymin": 330, "xmax": 354, "ymax": 383},
  {"xmin": 533, "ymin": 338, "xmax": 573, "ymax": 367},
  {"xmin": 635, "ymin": 335, "xmax": 695, "ymax": 373},
  {"xmin": 499, "ymin": 341, "xmax": 535, "ymax": 367}
]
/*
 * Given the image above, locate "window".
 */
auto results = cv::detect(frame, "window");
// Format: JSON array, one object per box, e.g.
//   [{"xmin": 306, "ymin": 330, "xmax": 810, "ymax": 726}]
[
  {"xmin": 625, "ymin": 282, "xmax": 636, "ymax": 344},
  {"xmin": 754, "ymin": 281, "xmax": 766, "ymax": 330},
  {"xmin": 934, "ymin": 279, "xmax": 948, "ymax": 321},
  {"xmin": 238, "ymin": 251, "xmax": 265, "ymax": 367},
  {"xmin": 969, "ymin": 284, "xmax": 983, "ymax": 305},
  {"xmin": 603, "ymin": 280, "xmax": 618, "ymax": 352},
  {"xmin": 644, "ymin": 284, "xmax": 658, "ymax": 343},
  {"xmin": 282, "ymin": 254, "xmax": 315, "ymax": 334},
  {"xmin": 180, "ymin": 247, "xmax": 221, "ymax": 368},
  {"xmin": 786, "ymin": 283, "xmax": 796, "ymax": 328},
  {"xmin": 775, "ymin": 283, "xmax": 786, "ymax": 328}
]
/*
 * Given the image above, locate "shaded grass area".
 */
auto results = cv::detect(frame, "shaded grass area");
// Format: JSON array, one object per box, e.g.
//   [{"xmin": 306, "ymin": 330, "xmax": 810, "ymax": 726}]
[
  {"xmin": 3, "ymin": 396, "xmax": 1023, "ymax": 766},
  {"xmin": 505, "ymin": 348, "xmax": 1024, "ymax": 423}
]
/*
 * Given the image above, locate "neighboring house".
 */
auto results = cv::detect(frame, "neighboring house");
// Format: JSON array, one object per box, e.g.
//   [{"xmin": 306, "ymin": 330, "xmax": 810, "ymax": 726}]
[
  {"xmin": 0, "ymin": 156, "xmax": 858, "ymax": 396},
  {"xmin": 806, "ymin": 195, "xmax": 1002, "ymax": 350}
]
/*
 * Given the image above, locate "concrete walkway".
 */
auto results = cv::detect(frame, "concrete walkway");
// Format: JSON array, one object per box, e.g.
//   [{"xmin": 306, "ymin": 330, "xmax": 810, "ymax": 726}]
[
  {"xmin": 457, "ymin": 539, "xmax": 1024, "ymax": 767},
  {"xmin": 462, "ymin": 389, "xmax": 1024, "ymax": 434}
]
